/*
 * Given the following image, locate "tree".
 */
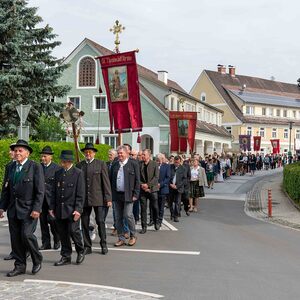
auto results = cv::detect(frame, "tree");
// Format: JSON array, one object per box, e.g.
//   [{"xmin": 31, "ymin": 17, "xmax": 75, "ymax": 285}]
[
  {"xmin": 0, "ymin": 0, "xmax": 70, "ymax": 137},
  {"xmin": 33, "ymin": 114, "xmax": 66, "ymax": 141}
]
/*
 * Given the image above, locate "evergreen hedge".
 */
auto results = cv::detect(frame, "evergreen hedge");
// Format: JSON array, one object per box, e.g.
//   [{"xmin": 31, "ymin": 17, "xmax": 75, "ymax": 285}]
[
  {"xmin": 283, "ymin": 162, "xmax": 300, "ymax": 204},
  {"xmin": 0, "ymin": 139, "xmax": 111, "ymax": 189}
]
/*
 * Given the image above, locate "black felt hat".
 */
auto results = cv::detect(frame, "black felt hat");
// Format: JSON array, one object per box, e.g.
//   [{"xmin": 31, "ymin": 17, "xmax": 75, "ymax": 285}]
[
  {"xmin": 10, "ymin": 139, "xmax": 33, "ymax": 153},
  {"xmin": 40, "ymin": 146, "xmax": 54, "ymax": 155},
  {"xmin": 81, "ymin": 143, "xmax": 98, "ymax": 152},
  {"xmin": 59, "ymin": 150, "xmax": 74, "ymax": 161}
]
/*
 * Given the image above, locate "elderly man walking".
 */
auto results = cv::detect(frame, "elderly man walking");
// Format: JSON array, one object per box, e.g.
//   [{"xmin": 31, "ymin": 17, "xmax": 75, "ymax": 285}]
[
  {"xmin": 50, "ymin": 150, "xmax": 85, "ymax": 266},
  {"xmin": 0, "ymin": 140, "xmax": 44, "ymax": 277},
  {"xmin": 110, "ymin": 145, "xmax": 140, "ymax": 247},
  {"xmin": 76, "ymin": 143, "xmax": 112, "ymax": 255}
]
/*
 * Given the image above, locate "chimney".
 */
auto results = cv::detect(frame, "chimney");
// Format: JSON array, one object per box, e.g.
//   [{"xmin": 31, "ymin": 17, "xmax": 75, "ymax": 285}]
[
  {"xmin": 228, "ymin": 65, "xmax": 236, "ymax": 77},
  {"xmin": 217, "ymin": 64, "xmax": 226, "ymax": 75},
  {"xmin": 157, "ymin": 70, "xmax": 168, "ymax": 85}
]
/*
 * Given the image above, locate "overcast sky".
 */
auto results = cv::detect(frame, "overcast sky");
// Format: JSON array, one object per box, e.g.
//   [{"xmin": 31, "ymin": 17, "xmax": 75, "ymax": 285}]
[{"xmin": 29, "ymin": 0, "xmax": 300, "ymax": 91}]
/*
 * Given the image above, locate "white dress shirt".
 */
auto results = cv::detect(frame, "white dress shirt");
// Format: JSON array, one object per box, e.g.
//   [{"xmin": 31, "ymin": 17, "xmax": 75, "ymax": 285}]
[{"xmin": 117, "ymin": 158, "xmax": 128, "ymax": 192}]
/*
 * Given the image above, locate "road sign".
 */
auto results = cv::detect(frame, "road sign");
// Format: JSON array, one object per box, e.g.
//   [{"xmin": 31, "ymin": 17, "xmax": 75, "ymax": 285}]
[{"xmin": 16, "ymin": 104, "xmax": 31, "ymax": 124}]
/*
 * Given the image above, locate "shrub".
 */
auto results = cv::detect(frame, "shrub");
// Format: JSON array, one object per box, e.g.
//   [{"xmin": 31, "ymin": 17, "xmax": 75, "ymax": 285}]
[
  {"xmin": 283, "ymin": 162, "xmax": 300, "ymax": 204},
  {"xmin": 0, "ymin": 139, "xmax": 111, "ymax": 189}
]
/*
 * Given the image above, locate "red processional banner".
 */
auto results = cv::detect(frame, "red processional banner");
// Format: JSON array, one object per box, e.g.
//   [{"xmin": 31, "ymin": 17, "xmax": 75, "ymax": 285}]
[
  {"xmin": 169, "ymin": 111, "xmax": 197, "ymax": 153},
  {"xmin": 270, "ymin": 139, "xmax": 280, "ymax": 154},
  {"xmin": 96, "ymin": 51, "xmax": 143, "ymax": 133},
  {"xmin": 253, "ymin": 136, "xmax": 261, "ymax": 151},
  {"xmin": 239, "ymin": 135, "xmax": 251, "ymax": 151}
]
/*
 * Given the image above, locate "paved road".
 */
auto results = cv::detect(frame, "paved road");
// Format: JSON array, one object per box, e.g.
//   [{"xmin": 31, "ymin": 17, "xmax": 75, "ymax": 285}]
[{"xmin": 0, "ymin": 170, "xmax": 299, "ymax": 299}]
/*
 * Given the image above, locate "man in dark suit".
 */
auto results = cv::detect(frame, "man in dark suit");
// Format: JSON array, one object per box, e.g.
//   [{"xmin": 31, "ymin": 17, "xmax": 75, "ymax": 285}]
[
  {"xmin": 76, "ymin": 143, "xmax": 112, "ymax": 255},
  {"xmin": 182, "ymin": 157, "xmax": 191, "ymax": 216},
  {"xmin": 169, "ymin": 156, "xmax": 186, "ymax": 222},
  {"xmin": 39, "ymin": 146, "xmax": 61, "ymax": 250},
  {"xmin": 156, "ymin": 153, "xmax": 170, "ymax": 225},
  {"xmin": 49, "ymin": 150, "xmax": 85, "ymax": 266},
  {"xmin": 139, "ymin": 149, "xmax": 159, "ymax": 234},
  {"xmin": 110, "ymin": 145, "xmax": 140, "ymax": 247},
  {"xmin": 0, "ymin": 140, "xmax": 44, "ymax": 277}
]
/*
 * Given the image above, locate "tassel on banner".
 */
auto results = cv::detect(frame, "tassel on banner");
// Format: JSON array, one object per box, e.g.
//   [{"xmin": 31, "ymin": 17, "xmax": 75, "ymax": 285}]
[
  {"xmin": 95, "ymin": 135, "xmax": 100, "ymax": 145},
  {"xmin": 98, "ymin": 85, "xmax": 103, "ymax": 94},
  {"xmin": 137, "ymin": 132, "xmax": 141, "ymax": 143}
]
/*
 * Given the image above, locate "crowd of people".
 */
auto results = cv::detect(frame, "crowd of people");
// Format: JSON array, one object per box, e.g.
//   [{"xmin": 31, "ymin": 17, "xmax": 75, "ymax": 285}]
[{"xmin": 0, "ymin": 139, "xmax": 291, "ymax": 277}]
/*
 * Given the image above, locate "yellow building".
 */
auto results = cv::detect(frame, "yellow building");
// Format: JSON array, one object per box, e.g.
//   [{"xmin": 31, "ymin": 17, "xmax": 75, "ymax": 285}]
[{"xmin": 190, "ymin": 65, "xmax": 300, "ymax": 154}]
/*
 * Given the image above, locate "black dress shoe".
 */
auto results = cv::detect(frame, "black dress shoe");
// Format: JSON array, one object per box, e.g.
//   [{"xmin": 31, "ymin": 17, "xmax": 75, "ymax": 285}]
[
  {"xmin": 76, "ymin": 252, "xmax": 85, "ymax": 264},
  {"xmin": 186, "ymin": 211, "xmax": 190, "ymax": 216},
  {"xmin": 174, "ymin": 217, "xmax": 179, "ymax": 222},
  {"xmin": 32, "ymin": 263, "xmax": 42, "ymax": 274},
  {"xmin": 7, "ymin": 268, "xmax": 26, "ymax": 277},
  {"xmin": 39, "ymin": 244, "xmax": 51, "ymax": 250},
  {"xmin": 4, "ymin": 253, "xmax": 14, "ymax": 260},
  {"xmin": 147, "ymin": 221, "xmax": 154, "ymax": 226},
  {"xmin": 101, "ymin": 247, "xmax": 108, "ymax": 255},
  {"xmin": 84, "ymin": 247, "xmax": 92, "ymax": 255},
  {"xmin": 139, "ymin": 228, "xmax": 147, "ymax": 234},
  {"xmin": 53, "ymin": 242, "xmax": 61, "ymax": 250},
  {"xmin": 54, "ymin": 257, "xmax": 71, "ymax": 266},
  {"xmin": 154, "ymin": 223, "xmax": 161, "ymax": 230}
]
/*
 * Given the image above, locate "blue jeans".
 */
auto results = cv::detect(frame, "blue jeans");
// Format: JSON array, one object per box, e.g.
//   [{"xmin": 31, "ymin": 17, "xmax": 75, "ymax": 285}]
[
  {"xmin": 114, "ymin": 195, "xmax": 136, "ymax": 241},
  {"xmin": 112, "ymin": 201, "xmax": 129, "ymax": 233}
]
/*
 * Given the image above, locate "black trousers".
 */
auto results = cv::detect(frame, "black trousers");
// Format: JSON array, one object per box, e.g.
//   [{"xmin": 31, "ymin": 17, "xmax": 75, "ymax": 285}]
[
  {"xmin": 158, "ymin": 194, "xmax": 168, "ymax": 223},
  {"xmin": 81, "ymin": 206, "xmax": 107, "ymax": 249},
  {"xmin": 169, "ymin": 189, "xmax": 182, "ymax": 218},
  {"xmin": 182, "ymin": 190, "xmax": 190, "ymax": 213},
  {"xmin": 56, "ymin": 218, "xmax": 84, "ymax": 258},
  {"xmin": 140, "ymin": 191, "xmax": 159, "ymax": 228},
  {"xmin": 9, "ymin": 215, "xmax": 42, "ymax": 269},
  {"xmin": 39, "ymin": 201, "xmax": 60, "ymax": 246}
]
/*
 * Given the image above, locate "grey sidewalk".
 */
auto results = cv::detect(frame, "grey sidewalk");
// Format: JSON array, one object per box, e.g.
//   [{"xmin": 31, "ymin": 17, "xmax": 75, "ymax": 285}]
[
  {"xmin": 0, "ymin": 280, "xmax": 162, "ymax": 300},
  {"xmin": 245, "ymin": 171, "xmax": 300, "ymax": 230}
]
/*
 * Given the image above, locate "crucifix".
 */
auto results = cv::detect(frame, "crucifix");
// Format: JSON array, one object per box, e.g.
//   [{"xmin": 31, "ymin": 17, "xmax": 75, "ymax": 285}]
[{"xmin": 110, "ymin": 20, "xmax": 125, "ymax": 54}]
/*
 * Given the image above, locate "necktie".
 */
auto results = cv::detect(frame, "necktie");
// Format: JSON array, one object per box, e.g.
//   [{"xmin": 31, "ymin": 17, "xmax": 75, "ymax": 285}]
[{"xmin": 16, "ymin": 163, "xmax": 21, "ymax": 173}]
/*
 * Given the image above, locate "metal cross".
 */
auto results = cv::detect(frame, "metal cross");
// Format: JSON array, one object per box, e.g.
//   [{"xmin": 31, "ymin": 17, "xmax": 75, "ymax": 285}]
[{"xmin": 110, "ymin": 20, "xmax": 125, "ymax": 53}]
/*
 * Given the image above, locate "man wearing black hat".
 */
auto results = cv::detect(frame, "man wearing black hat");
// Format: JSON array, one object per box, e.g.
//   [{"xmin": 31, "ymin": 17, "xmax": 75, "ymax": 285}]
[
  {"xmin": 49, "ymin": 150, "xmax": 85, "ymax": 266},
  {"xmin": 76, "ymin": 143, "xmax": 112, "ymax": 255},
  {"xmin": 39, "ymin": 146, "xmax": 62, "ymax": 250},
  {"xmin": 0, "ymin": 140, "xmax": 45, "ymax": 277}
]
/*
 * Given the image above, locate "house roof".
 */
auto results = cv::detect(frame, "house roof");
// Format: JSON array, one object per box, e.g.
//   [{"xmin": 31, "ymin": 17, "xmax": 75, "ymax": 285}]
[
  {"xmin": 196, "ymin": 120, "xmax": 232, "ymax": 138},
  {"xmin": 205, "ymin": 70, "xmax": 300, "ymax": 123}
]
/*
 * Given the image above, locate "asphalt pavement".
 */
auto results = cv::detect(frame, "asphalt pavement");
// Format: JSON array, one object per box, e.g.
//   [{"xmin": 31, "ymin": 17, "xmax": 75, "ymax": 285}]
[{"xmin": 0, "ymin": 168, "xmax": 300, "ymax": 299}]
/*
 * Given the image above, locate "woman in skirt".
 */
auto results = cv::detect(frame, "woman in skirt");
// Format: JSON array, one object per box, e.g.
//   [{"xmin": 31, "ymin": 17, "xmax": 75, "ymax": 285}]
[{"xmin": 189, "ymin": 159, "xmax": 208, "ymax": 212}]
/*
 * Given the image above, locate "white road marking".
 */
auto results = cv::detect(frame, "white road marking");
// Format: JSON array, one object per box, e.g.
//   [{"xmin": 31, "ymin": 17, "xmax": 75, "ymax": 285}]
[
  {"xmin": 162, "ymin": 219, "xmax": 178, "ymax": 231},
  {"xmin": 24, "ymin": 279, "xmax": 164, "ymax": 298},
  {"xmin": 205, "ymin": 194, "xmax": 246, "ymax": 201},
  {"xmin": 93, "ymin": 247, "xmax": 200, "ymax": 256}
]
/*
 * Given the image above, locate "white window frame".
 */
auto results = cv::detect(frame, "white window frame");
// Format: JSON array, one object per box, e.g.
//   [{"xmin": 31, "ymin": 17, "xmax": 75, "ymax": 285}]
[
  {"xmin": 259, "ymin": 127, "xmax": 265, "ymax": 137},
  {"xmin": 102, "ymin": 134, "xmax": 118, "ymax": 149},
  {"xmin": 93, "ymin": 95, "xmax": 107, "ymax": 112},
  {"xmin": 247, "ymin": 126, "xmax": 252, "ymax": 136},
  {"xmin": 283, "ymin": 110, "xmax": 287, "ymax": 118},
  {"xmin": 276, "ymin": 109, "xmax": 281, "ymax": 117},
  {"xmin": 296, "ymin": 129, "xmax": 300, "ymax": 139},
  {"xmin": 293, "ymin": 110, "xmax": 296, "ymax": 118},
  {"xmin": 225, "ymin": 126, "xmax": 232, "ymax": 134},
  {"xmin": 81, "ymin": 134, "xmax": 95, "ymax": 144},
  {"xmin": 284, "ymin": 128, "xmax": 288, "ymax": 139},
  {"xmin": 76, "ymin": 55, "xmax": 98, "ymax": 89},
  {"xmin": 67, "ymin": 95, "xmax": 81, "ymax": 110},
  {"xmin": 200, "ymin": 92, "xmax": 206, "ymax": 102},
  {"xmin": 272, "ymin": 128, "xmax": 277, "ymax": 138},
  {"xmin": 245, "ymin": 106, "xmax": 254, "ymax": 115},
  {"xmin": 262, "ymin": 107, "xmax": 266, "ymax": 116},
  {"xmin": 269, "ymin": 108, "xmax": 274, "ymax": 117}
]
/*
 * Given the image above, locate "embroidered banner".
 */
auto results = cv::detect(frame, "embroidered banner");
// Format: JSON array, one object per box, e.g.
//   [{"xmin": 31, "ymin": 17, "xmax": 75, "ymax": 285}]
[
  {"xmin": 270, "ymin": 139, "xmax": 280, "ymax": 154},
  {"xmin": 169, "ymin": 111, "xmax": 197, "ymax": 153},
  {"xmin": 96, "ymin": 51, "xmax": 143, "ymax": 133},
  {"xmin": 239, "ymin": 135, "xmax": 251, "ymax": 151},
  {"xmin": 253, "ymin": 136, "xmax": 261, "ymax": 151}
]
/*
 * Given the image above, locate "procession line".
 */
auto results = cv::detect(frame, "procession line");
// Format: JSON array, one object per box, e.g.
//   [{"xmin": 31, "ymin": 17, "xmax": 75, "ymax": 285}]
[{"xmin": 24, "ymin": 279, "xmax": 164, "ymax": 298}]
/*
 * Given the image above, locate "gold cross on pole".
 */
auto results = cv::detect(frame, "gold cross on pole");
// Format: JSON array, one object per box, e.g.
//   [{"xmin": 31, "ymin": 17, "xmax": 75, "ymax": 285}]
[{"xmin": 110, "ymin": 20, "xmax": 125, "ymax": 53}]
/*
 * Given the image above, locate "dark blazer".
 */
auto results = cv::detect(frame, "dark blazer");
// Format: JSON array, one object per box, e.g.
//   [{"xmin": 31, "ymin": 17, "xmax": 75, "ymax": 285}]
[
  {"xmin": 183, "ymin": 162, "xmax": 191, "ymax": 192},
  {"xmin": 158, "ymin": 163, "xmax": 170, "ymax": 195},
  {"xmin": 110, "ymin": 158, "xmax": 140, "ymax": 202},
  {"xmin": 106, "ymin": 157, "xmax": 118, "ymax": 176},
  {"xmin": 0, "ymin": 160, "xmax": 45, "ymax": 219},
  {"xmin": 50, "ymin": 166, "xmax": 85, "ymax": 219},
  {"xmin": 169, "ymin": 164, "xmax": 186, "ymax": 194},
  {"xmin": 76, "ymin": 159, "xmax": 112, "ymax": 207},
  {"xmin": 42, "ymin": 162, "xmax": 62, "ymax": 207},
  {"xmin": 140, "ymin": 160, "xmax": 159, "ymax": 193}
]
